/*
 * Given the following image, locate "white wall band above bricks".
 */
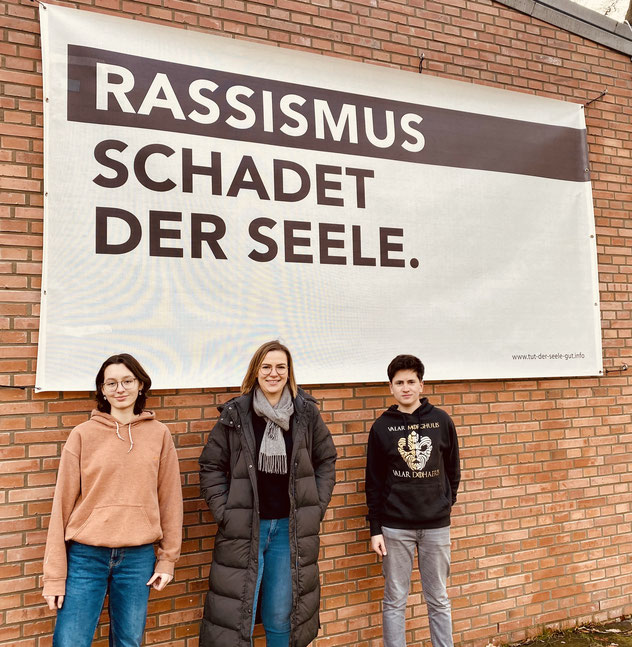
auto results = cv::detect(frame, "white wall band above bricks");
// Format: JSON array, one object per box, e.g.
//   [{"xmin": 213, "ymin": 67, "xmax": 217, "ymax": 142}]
[{"xmin": 37, "ymin": 3, "xmax": 603, "ymax": 391}]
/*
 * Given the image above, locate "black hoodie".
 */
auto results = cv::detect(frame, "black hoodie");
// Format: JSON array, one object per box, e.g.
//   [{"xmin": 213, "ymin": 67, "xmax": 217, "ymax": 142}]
[{"xmin": 365, "ymin": 398, "xmax": 460, "ymax": 535}]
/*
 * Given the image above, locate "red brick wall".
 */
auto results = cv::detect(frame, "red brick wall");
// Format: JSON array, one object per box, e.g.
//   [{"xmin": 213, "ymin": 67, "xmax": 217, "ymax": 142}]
[{"xmin": 1, "ymin": 0, "xmax": 631, "ymax": 646}]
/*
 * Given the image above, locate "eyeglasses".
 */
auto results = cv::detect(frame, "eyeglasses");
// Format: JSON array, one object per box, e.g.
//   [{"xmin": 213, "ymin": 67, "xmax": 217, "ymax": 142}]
[
  {"xmin": 259, "ymin": 364, "xmax": 288, "ymax": 376},
  {"xmin": 103, "ymin": 378, "xmax": 137, "ymax": 393}
]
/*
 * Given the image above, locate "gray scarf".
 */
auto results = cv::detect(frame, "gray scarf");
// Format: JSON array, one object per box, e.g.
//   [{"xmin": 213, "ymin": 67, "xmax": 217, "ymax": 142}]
[{"xmin": 253, "ymin": 386, "xmax": 294, "ymax": 474}]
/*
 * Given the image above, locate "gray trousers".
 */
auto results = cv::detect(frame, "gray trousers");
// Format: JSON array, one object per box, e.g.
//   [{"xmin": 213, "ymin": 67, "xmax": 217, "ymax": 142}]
[{"xmin": 381, "ymin": 526, "xmax": 453, "ymax": 647}]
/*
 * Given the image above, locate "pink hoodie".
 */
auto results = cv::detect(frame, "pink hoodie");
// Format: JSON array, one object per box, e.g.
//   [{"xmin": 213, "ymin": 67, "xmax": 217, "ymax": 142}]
[{"xmin": 42, "ymin": 410, "xmax": 183, "ymax": 597}]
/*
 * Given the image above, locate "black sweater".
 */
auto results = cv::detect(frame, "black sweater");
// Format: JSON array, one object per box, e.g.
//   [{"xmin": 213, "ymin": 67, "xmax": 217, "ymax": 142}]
[
  {"xmin": 365, "ymin": 398, "xmax": 460, "ymax": 535},
  {"xmin": 252, "ymin": 411, "xmax": 293, "ymax": 519}
]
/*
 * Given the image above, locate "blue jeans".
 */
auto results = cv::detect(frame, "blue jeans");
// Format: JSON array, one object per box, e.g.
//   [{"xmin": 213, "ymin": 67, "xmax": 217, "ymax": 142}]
[
  {"xmin": 53, "ymin": 541, "xmax": 156, "ymax": 647},
  {"xmin": 382, "ymin": 526, "xmax": 453, "ymax": 647},
  {"xmin": 251, "ymin": 518, "xmax": 292, "ymax": 647}
]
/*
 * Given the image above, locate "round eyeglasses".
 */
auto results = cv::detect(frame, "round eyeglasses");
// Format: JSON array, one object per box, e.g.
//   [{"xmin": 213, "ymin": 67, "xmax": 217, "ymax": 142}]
[
  {"xmin": 259, "ymin": 364, "xmax": 288, "ymax": 376},
  {"xmin": 103, "ymin": 378, "xmax": 137, "ymax": 393}
]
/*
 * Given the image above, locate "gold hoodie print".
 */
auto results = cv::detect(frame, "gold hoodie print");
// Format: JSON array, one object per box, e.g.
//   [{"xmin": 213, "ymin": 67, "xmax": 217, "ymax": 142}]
[{"xmin": 398, "ymin": 431, "xmax": 432, "ymax": 471}]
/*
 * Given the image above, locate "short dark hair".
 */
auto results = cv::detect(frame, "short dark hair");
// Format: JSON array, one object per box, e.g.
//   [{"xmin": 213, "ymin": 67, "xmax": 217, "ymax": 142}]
[
  {"xmin": 387, "ymin": 354, "xmax": 425, "ymax": 382},
  {"xmin": 95, "ymin": 353, "xmax": 152, "ymax": 415}
]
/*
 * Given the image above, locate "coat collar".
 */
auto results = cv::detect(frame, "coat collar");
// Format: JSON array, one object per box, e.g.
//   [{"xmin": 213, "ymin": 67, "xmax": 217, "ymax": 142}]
[
  {"xmin": 218, "ymin": 388, "xmax": 315, "ymax": 461},
  {"xmin": 218, "ymin": 387, "xmax": 314, "ymax": 421}
]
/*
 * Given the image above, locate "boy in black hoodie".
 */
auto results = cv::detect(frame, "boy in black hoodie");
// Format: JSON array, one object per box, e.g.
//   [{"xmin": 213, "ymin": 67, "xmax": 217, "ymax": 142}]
[{"xmin": 365, "ymin": 354, "xmax": 460, "ymax": 647}]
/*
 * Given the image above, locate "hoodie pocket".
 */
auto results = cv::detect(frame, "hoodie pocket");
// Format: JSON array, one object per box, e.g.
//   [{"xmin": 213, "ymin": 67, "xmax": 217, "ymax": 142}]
[
  {"xmin": 70, "ymin": 505, "xmax": 160, "ymax": 546},
  {"xmin": 383, "ymin": 482, "xmax": 450, "ymax": 525}
]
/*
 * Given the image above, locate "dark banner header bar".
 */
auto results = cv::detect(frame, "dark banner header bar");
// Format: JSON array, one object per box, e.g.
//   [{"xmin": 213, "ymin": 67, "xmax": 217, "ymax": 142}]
[{"xmin": 67, "ymin": 45, "xmax": 589, "ymax": 182}]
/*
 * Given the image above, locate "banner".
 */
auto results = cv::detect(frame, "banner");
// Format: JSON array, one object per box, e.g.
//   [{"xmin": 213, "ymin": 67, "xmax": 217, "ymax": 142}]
[{"xmin": 37, "ymin": 4, "xmax": 602, "ymax": 391}]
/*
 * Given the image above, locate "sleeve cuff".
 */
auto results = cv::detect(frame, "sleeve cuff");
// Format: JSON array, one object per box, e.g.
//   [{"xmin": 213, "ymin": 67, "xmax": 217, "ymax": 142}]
[
  {"xmin": 42, "ymin": 579, "xmax": 66, "ymax": 597},
  {"xmin": 369, "ymin": 519, "xmax": 383, "ymax": 536},
  {"xmin": 154, "ymin": 559, "xmax": 175, "ymax": 576}
]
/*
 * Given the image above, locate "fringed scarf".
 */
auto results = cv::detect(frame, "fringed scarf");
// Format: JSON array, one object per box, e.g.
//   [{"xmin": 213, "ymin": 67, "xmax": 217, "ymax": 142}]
[{"xmin": 253, "ymin": 386, "xmax": 293, "ymax": 474}]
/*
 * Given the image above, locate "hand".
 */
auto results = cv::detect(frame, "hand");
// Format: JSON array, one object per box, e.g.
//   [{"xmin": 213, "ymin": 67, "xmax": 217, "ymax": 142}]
[
  {"xmin": 147, "ymin": 572, "xmax": 173, "ymax": 591},
  {"xmin": 371, "ymin": 534, "xmax": 387, "ymax": 557},
  {"xmin": 43, "ymin": 594, "xmax": 64, "ymax": 610}
]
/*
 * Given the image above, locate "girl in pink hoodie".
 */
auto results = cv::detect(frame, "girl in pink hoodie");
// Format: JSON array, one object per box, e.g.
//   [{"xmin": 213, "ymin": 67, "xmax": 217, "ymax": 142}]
[{"xmin": 42, "ymin": 353, "xmax": 183, "ymax": 647}]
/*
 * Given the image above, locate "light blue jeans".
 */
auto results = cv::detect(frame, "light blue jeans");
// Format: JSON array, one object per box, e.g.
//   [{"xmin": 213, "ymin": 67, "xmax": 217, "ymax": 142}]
[
  {"xmin": 251, "ymin": 517, "xmax": 292, "ymax": 647},
  {"xmin": 53, "ymin": 541, "xmax": 155, "ymax": 647},
  {"xmin": 382, "ymin": 526, "xmax": 453, "ymax": 647}
]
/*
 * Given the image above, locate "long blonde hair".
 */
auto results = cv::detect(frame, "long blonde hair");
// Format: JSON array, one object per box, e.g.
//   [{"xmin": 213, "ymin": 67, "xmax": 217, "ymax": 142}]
[{"xmin": 241, "ymin": 340, "xmax": 298, "ymax": 398}]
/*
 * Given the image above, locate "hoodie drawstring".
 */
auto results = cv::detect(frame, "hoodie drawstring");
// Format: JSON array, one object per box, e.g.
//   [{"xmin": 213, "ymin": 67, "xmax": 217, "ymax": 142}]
[{"xmin": 114, "ymin": 421, "xmax": 134, "ymax": 453}]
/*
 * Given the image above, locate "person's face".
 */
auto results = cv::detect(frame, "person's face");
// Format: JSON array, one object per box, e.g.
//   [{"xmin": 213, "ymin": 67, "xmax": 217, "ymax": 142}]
[
  {"xmin": 257, "ymin": 350, "xmax": 289, "ymax": 404},
  {"xmin": 389, "ymin": 369, "xmax": 423, "ymax": 413},
  {"xmin": 102, "ymin": 363, "xmax": 141, "ymax": 415}
]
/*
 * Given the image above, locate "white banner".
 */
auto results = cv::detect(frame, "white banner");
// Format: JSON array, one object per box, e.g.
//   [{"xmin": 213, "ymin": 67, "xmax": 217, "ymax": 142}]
[{"xmin": 37, "ymin": 4, "xmax": 602, "ymax": 391}]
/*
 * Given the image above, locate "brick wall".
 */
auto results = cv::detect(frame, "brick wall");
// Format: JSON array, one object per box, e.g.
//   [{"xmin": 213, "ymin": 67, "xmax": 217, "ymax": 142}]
[{"xmin": 1, "ymin": 0, "xmax": 631, "ymax": 646}]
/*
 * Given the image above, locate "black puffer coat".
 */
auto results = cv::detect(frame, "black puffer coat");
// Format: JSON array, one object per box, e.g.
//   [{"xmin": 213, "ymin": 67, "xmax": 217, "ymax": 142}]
[{"xmin": 199, "ymin": 388, "xmax": 337, "ymax": 647}]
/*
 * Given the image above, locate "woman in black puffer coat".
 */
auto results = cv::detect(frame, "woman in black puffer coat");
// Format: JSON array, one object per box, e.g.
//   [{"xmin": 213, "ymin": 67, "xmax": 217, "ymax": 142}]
[{"xmin": 199, "ymin": 340, "xmax": 337, "ymax": 647}]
